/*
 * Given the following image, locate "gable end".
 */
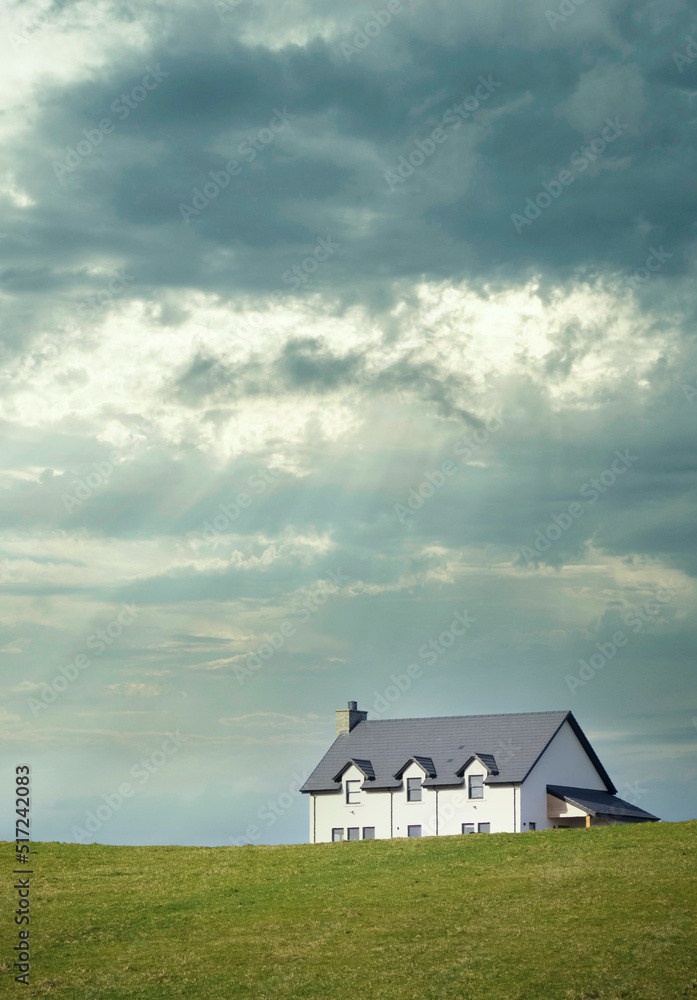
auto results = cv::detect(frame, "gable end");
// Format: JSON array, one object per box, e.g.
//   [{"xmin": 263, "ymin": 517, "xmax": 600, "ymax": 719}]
[{"xmin": 521, "ymin": 712, "xmax": 616, "ymax": 793}]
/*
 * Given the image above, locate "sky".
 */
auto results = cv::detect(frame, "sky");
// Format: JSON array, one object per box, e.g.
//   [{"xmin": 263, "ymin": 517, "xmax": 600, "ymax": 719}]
[{"xmin": 0, "ymin": 0, "xmax": 696, "ymax": 847}]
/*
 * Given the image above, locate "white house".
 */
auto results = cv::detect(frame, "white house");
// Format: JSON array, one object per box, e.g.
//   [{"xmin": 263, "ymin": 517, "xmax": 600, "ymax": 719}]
[{"xmin": 300, "ymin": 703, "xmax": 659, "ymax": 842}]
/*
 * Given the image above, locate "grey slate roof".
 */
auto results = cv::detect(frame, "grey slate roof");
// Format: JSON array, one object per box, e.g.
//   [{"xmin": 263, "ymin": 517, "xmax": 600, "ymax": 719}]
[
  {"xmin": 547, "ymin": 785, "xmax": 660, "ymax": 821},
  {"xmin": 301, "ymin": 710, "xmax": 615, "ymax": 793}
]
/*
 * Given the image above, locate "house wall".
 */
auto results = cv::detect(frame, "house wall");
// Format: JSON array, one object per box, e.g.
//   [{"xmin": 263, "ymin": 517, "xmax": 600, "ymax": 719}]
[
  {"xmin": 391, "ymin": 761, "xmax": 437, "ymax": 837},
  {"xmin": 520, "ymin": 720, "xmax": 609, "ymax": 831},
  {"xmin": 434, "ymin": 759, "xmax": 518, "ymax": 836},
  {"xmin": 312, "ymin": 763, "xmax": 391, "ymax": 842},
  {"xmin": 310, "ymin": 760, "xmax": 520, "ymax": 841}
]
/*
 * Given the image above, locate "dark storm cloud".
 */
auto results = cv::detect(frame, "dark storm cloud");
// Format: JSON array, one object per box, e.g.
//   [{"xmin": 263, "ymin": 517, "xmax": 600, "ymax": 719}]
[
  {"xmin": 2, "ymin": 0, "xmax": 695, "ymax": 322},
  {"xmin": 171, "ymin": 340, "xmax": 364, "ymax": 407},
  {"xmin": 277, "ymin": 337, "xmax": 362, "ymax": 390},
  {"xmin": 172, "ymin": 336, "xmax": 478, "ymax": 417}
]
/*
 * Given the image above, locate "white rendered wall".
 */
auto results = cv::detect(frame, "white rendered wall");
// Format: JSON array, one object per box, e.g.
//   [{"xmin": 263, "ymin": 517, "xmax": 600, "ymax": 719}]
[
  {"xmin": 310, "ymin": 759, "xmax": 520, "ymax": 841},
  {"xmin": 391, "ymin": 761, "xmax": 438, "ymax": 837},
  {"xmin": 312, "ymin": 763, "xmax": 391, "ymax": 842},
  {"xmin": 436, "ymin": 758, "xmax": 518, "ymax": 835},
  {"xmin": 520, "ymin": 720, "xmax": 609, "ymax": 831}
]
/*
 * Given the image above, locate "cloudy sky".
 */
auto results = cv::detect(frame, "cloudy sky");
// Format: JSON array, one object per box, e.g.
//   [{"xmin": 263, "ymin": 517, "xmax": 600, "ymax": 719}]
[{"xmin": 1, "ymin": 0, "xmax": 696, "ymax": 847}]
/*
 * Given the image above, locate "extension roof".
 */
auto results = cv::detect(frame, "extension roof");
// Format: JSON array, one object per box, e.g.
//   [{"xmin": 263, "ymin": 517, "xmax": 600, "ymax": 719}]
[
  {"xmin": 547, "ymin": 785, "xmax": 659, "ymax": 822},
  {"xmin": 301, "ymin": 710, "xmax": 615, "ymax": 793}
]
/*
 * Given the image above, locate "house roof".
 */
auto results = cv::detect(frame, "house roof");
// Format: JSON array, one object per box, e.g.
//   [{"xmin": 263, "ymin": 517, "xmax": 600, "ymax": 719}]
[
  {"xmin": 301, "ymin": 710, "xmax": 616, "ymax": 794},
  {"xmin": 547, "ymin": 785, "xmax": 660, "ymax": 822}
]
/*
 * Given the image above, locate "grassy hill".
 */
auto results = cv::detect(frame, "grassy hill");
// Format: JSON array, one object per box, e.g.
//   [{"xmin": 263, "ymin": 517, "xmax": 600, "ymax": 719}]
[{"xmin": 2, "ymin": 821, "xmax": 696, "ymax": 999}]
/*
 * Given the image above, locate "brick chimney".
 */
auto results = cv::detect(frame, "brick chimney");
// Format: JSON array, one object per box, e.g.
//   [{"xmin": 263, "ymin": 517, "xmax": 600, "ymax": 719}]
[{"xmin": 335, "ymin": 700, "xmax": 368, "ymax": 737}]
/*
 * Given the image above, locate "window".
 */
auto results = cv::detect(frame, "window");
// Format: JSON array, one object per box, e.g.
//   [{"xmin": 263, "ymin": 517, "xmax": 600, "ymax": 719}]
[
  {"xmin": 407, "ymin": 825, "xmax": 422, "ymax": 837},
  {"xmin": 461, "ymin": 823, "xmax": 475, "ymax": 834},
  {"xmin": 347, "ymin": 827, "xmax": 359, "ymax": 841},
  {"xmin": 362, "ymin": 827, "xmax": 375, "ymax": 839},
  {"xmin": 346, "ymin": 779, "xmax": 361, "ymax": 804},
  {"xmin": 468, "ymin": 774, "xmax": 484, "ymax": 799},
  {"xmin": 407, "ymin": 777, "xmax": 422, "ymax": 802},
  {"xmin": 529, "ymin": 822, "xmax": 536, "ymax": 831},
  {"xmin": 477, "ymin": 822, "xmax": 491, "ymax": 834},
  {"xmin": 332, "ymin": 828, "xmax": 343, "ymax": 842}
]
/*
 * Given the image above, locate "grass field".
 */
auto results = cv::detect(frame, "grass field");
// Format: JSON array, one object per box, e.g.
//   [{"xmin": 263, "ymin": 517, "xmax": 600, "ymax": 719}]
[{"xmin": 2, "ymin": 821, "xmax": 696, "ymax": 999}]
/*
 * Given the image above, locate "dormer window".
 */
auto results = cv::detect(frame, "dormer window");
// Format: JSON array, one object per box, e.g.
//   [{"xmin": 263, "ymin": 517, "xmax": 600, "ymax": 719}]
[
  {"xmin": 346, "ymin": 779, "xmax": 361, "ymax": 804},
  {"xmin": 407, "ymin": 777, "xmax": 422, "ymax": 802},
  {"xmin": 468, "ymin": 774, "xmax": 484, "ymax": 799}
]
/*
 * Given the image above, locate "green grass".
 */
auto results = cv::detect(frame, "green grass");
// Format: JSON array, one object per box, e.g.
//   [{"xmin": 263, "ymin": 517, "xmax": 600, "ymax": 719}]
[{"xmin": 2, "ymin": 821, "xmax": 696, "ymax": 999}]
